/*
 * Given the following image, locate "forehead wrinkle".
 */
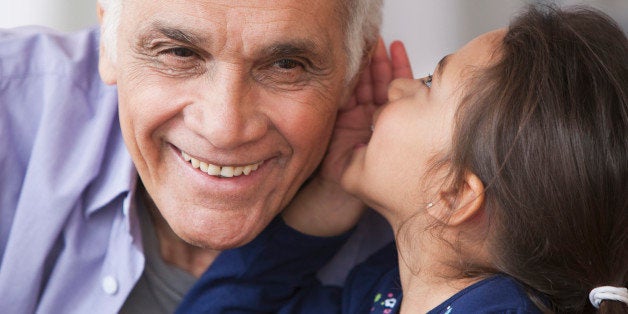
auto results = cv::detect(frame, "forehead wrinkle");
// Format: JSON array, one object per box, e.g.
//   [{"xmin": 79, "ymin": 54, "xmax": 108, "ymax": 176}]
[{"xmin": 223, "ymin": 3, "xmax": 337, "ymax": 55}]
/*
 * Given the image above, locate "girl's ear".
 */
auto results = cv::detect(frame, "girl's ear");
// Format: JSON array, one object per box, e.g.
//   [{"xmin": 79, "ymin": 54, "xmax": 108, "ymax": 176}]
[{"xmin": 427, "ymin": 172, "xmax": 485, "ymax": 226}]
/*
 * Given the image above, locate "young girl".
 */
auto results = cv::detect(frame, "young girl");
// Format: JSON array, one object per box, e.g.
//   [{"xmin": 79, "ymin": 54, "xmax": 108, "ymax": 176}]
[{"xmin": 178, "ymin": 5, "xmax": 627, "ymax": 313}]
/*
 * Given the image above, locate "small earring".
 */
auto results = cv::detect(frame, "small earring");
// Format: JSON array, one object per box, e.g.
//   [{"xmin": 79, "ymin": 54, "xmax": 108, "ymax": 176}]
[
  {"xmin": 370, "ymin": 124, "xmax": 375, "ymax": 132},
  {"xmin": 426, "ymin": 202, "xmax": 434, "ymax": 209}
]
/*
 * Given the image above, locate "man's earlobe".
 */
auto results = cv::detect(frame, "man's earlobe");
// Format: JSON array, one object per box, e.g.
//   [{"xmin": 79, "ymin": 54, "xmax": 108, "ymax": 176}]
[{"xmin": 427, "ymin": 172, "xmax": 485, "ymax": 226}]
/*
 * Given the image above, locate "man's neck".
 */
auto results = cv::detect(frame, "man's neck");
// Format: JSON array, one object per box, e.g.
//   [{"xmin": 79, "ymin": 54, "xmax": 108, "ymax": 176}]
[{"xmin": 142, "ymin": 187, "xmax": 221, "ymax": 278}]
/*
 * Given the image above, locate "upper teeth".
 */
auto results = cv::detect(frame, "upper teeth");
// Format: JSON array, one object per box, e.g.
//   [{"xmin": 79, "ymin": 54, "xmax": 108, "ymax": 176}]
[{"xmin": 181, "ymin": 151, "xmax": 263, "ymax": 178}]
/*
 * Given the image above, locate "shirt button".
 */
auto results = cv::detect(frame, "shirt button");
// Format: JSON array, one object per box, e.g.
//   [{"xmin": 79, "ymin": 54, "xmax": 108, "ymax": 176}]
[{"xmin": 102, "ymin": 275, "xmax": 119, "ymax": 295}]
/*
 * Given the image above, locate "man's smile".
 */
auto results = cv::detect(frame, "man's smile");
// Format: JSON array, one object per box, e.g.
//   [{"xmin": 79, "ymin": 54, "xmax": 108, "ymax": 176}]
[{"xmin": 180, "ymin": 150, "xmax": 265, "ymax": 178}]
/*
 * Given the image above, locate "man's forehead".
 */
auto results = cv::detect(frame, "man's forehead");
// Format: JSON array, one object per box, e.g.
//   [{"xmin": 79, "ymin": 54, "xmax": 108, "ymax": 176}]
[
  {"xmin": 123, "ymin": 0, "xmax": 341, "ymax": 37},
  {"xmin": 125, "ymin": 1, "xmax": 343, "ymax": 57}
]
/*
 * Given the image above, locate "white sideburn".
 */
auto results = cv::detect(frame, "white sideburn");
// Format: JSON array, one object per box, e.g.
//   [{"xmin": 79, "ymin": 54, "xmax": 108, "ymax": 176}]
[{"xmin": 181, "ymin": 151, "xmax": 263, "ymax": 178}]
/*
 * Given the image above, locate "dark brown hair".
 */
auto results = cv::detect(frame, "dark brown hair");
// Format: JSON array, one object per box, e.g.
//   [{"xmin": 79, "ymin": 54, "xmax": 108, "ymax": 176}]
[{"xmin": 445, "ymin": 5, "xmax": 627, "ymax": 313}]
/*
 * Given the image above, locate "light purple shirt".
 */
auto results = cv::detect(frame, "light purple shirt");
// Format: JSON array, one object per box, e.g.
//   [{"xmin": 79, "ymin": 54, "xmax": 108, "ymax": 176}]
[
  {"xmin": 0, "ymin": 26, "xmax": 392, "ymax": 314},
  {"xmin": 0, "ymin": 26, "xmax": 143, "ymax": 313}
]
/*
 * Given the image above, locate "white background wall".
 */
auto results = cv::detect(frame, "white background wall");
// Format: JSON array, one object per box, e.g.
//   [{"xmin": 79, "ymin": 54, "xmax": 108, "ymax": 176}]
[
  {"xmin": 380, "ymin": 0, "xmax": 628, "ymax": 76},
  {"xmin": 1, "ymin": 0, "xmax": 626, "ymax": 77}
]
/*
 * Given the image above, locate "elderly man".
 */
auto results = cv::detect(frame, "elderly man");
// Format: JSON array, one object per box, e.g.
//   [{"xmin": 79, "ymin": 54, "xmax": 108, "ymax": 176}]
[{"xmin": 0, "ymin": 0, "xmax": 410, "ymax": 312}]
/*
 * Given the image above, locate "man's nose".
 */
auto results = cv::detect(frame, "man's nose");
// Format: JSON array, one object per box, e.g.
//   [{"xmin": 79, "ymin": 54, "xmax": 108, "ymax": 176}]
[{"xmin": 184, "ymin": 69, "xmax": 267, "ymax": 150}]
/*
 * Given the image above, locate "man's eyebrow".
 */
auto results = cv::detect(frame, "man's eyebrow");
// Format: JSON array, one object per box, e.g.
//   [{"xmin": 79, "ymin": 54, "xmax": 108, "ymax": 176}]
[
  {"xmin": 262, "ymin": 40, "xmax": 321, "ymax": 58},
  {"xmin": 265, "ymin": 42, "xmax": 315, "ymax": 57},
  {"xmin": 137, "ymin": 22, "xmax": 206, "ymax": 47},
  {"xmin": 434, "ymin": 54, "xmax": 451, "ymax": 81}
]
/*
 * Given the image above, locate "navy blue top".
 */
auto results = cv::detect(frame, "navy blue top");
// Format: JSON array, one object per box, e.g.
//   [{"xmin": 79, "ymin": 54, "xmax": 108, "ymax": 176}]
[
  {"xmin": 178, "ymin": 223, "xmax": 542, "ymax": 313},
  {"xmin": 176, "ymin": 217, "xmax": 350, "ymax": 313},
  {"xmin": 324, "ymin": 243, "xmax": 541, "ymax": 314},
  {"xmin": 426, "ymin": 275, "xmax": 541, "ymax": 314}
]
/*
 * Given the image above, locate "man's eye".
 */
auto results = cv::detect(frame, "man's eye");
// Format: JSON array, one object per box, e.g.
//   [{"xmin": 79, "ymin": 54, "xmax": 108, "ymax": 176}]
[
  {"xmin": 274, "ymin": 59, "xmax": 303, "ymax": 70},
  {"xmin": 164, "ymin": 47, "xmax": 195, "ymax": 58},
  {"xmin": 254, "ymin": 57, "xmax": 313, "ymax": 88},
  {"xmin": 151, "ymin": 46, "xmax": 204, "ymax": 76}
]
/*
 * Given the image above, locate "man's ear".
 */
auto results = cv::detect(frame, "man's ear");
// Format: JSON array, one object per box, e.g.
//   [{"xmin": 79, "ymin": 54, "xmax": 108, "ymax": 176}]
[
  {"xmin": 427, "ymin": 172, "xmax": 485, "ymax": 226},
  {"xmin": 97, "ymin": 2, "xmax": 117, "ymax": 85},
  {"xmin": 97, "ymin": 2, "xmax": 105, "ymax": 22},
  {"xmin": 339, "ymin": 37, "xmax": 383, "ymax": 111}
]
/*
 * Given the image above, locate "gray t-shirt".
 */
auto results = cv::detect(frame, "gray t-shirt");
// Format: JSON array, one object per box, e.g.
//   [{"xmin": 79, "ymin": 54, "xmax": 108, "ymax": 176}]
[{"xmin": 119, "ymin": 199, "xmax": 197, "ymax": 314}]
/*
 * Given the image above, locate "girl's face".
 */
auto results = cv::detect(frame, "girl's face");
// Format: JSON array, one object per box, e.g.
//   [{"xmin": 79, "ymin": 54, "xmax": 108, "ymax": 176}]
[{"xmin": 341, "ymin": 29, "xmax": 505, "ymax": 226}]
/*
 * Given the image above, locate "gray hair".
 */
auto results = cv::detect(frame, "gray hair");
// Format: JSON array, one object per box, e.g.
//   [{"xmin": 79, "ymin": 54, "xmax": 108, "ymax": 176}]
[
  {"xmin": 97, "ymin": 0, "xmax": 383, "ymax": 82},
  {"xmin": 340, "ymin": 0, "xmax": 384, "ymax": 81}
]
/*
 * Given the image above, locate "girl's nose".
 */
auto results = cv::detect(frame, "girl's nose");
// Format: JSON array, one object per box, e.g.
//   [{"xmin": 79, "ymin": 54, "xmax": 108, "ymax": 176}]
[{"xmin": 387, "ymin": 78, "xmax": 423, "ymax": 102}]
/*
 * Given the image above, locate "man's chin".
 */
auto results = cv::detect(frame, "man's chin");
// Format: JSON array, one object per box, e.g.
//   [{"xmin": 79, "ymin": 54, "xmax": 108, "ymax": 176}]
[{"xmin": 171, "ymin": 214, "xmax": 273, "ymax": 250}]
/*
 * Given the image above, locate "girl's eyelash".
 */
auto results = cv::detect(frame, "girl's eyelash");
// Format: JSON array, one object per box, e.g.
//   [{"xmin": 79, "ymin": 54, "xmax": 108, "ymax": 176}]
[{"xmin": 424, "ymin": 74, "xmax": 433, "ymax": 88}]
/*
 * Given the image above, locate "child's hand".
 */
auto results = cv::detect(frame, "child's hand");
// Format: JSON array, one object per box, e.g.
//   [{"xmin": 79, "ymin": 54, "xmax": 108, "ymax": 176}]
[{"xmin": 283, "ymin": 38, "xmax": 413, "ymax": 237}]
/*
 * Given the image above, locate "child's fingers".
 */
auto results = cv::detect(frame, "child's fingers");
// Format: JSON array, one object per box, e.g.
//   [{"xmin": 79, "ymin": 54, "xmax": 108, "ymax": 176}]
[
  {"xmin": 370, "ymin": 37, "xmax": 393, "ymax": 105},
  {"xmin": 390, "ymin": 40, "xmax": 413, "ymax": 79}
]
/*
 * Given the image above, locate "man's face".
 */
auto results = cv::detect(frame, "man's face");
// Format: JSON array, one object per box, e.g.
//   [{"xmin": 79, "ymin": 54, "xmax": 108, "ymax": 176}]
[{"xmin": 103, "ymin": 0, "xmax": 350, "ymax": 249}]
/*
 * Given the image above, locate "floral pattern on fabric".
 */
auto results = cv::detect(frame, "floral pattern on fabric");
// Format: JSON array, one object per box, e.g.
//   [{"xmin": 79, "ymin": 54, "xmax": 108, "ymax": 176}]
[{"xmin": 370, "ymin": 291, "xmax": 400, "ymax": 314}]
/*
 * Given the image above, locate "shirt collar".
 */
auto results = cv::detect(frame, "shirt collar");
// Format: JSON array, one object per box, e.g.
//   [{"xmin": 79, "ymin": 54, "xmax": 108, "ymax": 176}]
[{"xmin": 83, "ymin": 115, "xmax": 138, "ymax": 217}]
